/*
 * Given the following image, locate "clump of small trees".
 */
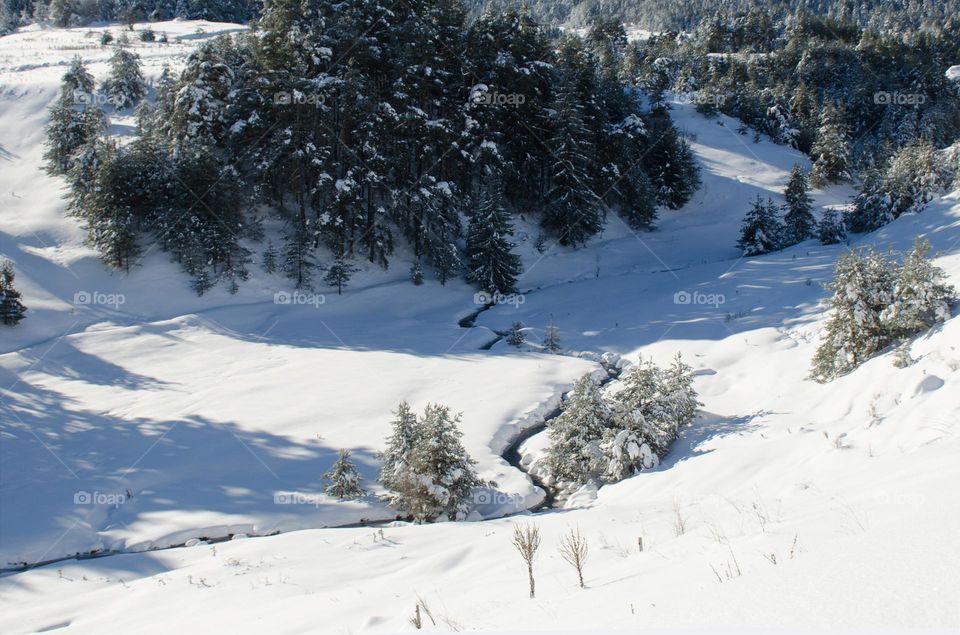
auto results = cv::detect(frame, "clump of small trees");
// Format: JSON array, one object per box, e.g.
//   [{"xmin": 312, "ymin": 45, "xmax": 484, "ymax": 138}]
[
  {"xmin": 378, "ymin": 401, "xmax": 489, "ymax": 522},
  {"xmin": 811, "ymin": 237, "xmax": 955, "ymax": 382},
  {"xmin": 544, "ymin": 354, "xmax": 700, "ymax": 487},
  {"xmin": 511, "ymin": 523, "xmax": 590, "ymax": 598}
]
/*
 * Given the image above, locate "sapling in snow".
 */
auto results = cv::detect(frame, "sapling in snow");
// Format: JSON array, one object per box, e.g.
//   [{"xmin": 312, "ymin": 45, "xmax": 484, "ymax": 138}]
[
  {"xmin": 0, "ymin": 259, "xmax": 27, "ymax": 326},
  {"xmin": 323, "ymin": 449, "xmax": 367, "ymax": 500},
  {"xmin": 512, "ymin": 523, "xmax": 541, "ymax": 599}
]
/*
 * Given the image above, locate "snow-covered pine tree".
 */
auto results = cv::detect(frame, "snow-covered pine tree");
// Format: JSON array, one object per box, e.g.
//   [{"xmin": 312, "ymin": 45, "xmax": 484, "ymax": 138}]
[
  {"xmin": 323, "ymin": 449, "xmax": 367, "ymax": 500},
  {"xmin": 880, "ymin": 237, "xmax": 955, "ymax": 338},
  {"xmin": 465, "ymin": 176, "xmax": 522, "ymax": 296},
  {"xmin": 782, "ymin": 165, "xmax": 816, "ymax": 245},
  {"xmin": 43, "ymin": 58, "xmax": 106, "ymax": 175},
  {"xmin": 660, "ymin": 353, "xmax": 701, "ymax": 440},
  {"xmin": 845, "ymin": 168, "xmax": 894, "ymax": 234},
  {"xmin": 642, "ymin": 106, "xmax": 701, "ymax": 209},
  {"xmin": 609, "ymin": 357, "xmax": 671, "ymax": 455},
  {"xmin": 261, "ymin": 242, "xmax": 278, "ymax": 274},
  {"xmin": 543, "ymin": 319, "xmax": 562, "ymax": 353},
  {"xmin": 507, "ymin": 321, "xmax": 526, "ymax": 346},
  {"xmin": 404, "ymin": 403, "xmax": 486, "ymax": 521},
  {"xmin": 542, "ymin": 76, "xmax": 602, "ymax": 247},
  {"xmin": 810, "ymin": 248, "xmax": 898, "ymax": 382},
  {"xmin": 810, "ymin": 101, "xmax": 851, "ymax": 187},
  {"xmin": 171, "ymin": 41, "xmax": 233, "ymax": 144},
  {"xmin": 379, "ymin": 401, "xmax": 420, "ymax": 495},
  {"xmin": 737, "ymin": 196, "xmax": 783, "ymax": 256},
  {"xmin": 544, "ymin": 374, "xmax": 610, "ymax": 485},
  {"xmin": 324, "ymin": 254, "xmax": 358, "ymax": 295},
  {"xmin": 601, "ymin": 428, "xmax": 657, "ymax": 482},
  {"xmin": 0, "ymin": 259, "xmax": 27, "ymax": 326},
  {"xmin": 817, "ymin": 208, "xmax": 847, "ymax": 245},
  {"xmin": 102, "ymin": 47, "xmax": 146, "ymax": 110},
  {"xmin": 410, "ymin": 261, "xmax": 424, "ymax": 286}
]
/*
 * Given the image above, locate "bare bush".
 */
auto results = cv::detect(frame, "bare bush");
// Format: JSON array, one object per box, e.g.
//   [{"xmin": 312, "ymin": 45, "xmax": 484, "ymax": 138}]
[
  {"xmin": 558, "ymin": 527, "xmax": 589, "ymax": 588},
  {"xmin": 512, "ymin": 524, "xmax": 541, "ymax": 599}
]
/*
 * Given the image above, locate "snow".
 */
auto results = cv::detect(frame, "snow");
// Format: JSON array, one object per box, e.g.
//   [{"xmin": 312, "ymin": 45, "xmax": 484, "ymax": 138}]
[
  {"xmin": 1, "ymin": 21, "xmax": 959, "ymax": 634},
  {"xmin": 947, "ymin": 65, "xmax": 960, "ymax": 82}
]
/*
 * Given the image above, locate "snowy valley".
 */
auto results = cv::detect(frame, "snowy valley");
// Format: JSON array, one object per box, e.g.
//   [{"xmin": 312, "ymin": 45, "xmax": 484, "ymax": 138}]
[{"xmin": 1, "ymin": 12, "xmax": 959, "ymax": 635}]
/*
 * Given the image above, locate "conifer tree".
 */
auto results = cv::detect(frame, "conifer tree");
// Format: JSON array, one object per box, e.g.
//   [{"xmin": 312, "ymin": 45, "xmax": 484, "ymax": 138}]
[
  {"xmin": 817, "ymin": 208, "xmax": 847, "ymax": 245},
  {"xmin": 0, "ymin": 259, "xmax": 27, "ymax": 326},
  {"xmin": 324, "ymin": 255, "xmax": 357, "ymax": 295},
  {"xmin": 782, "ymin": 165, "xmax": 816, "ymax": 245},
  {"xmin": 810, "ymin": 102, "xmax": 851, "ymax": 187},
  {"xmin": 44, "ymin": 58, "xmax": 106, "ymax": 175},
  {"xmin": 102, "ymin": 47, "xmax": 146, "ymax": 109},
  {"xmin": 323, "ymin": 449, "xmax": 367, "ymax": 500},
  {"xmin": 507, "ymin": 321, "xmax": 526, "ymax": 347},
  {"xmin": 737, "ymin": 196, "xmax": 783, "ymax": 256},
  {"xmin": 880, "ymin": 237, "xmax": 955, "ymax": 338},
  {"xmin": 543, "ymin": 80, "xmax": 602, "ymax": 246},
  {"xmin": 643, "ymin": 106, "xmax": 701, "ymax": 209},
  {"xmin": 543, "ymin": 319, "xmax": 562, "ymax": 353},
  {"xmin": 544, "ymin": 374, "xmax": 609, "ymax": 485},
  {"xmin": 378, "ymin": 401, "xmax": 420, "ymax": 498},
  {"xmin": 811, "ymin": 248, "xmax": 897, "ymax": 382},
  {"xmin": 465, "ymin": 177, "xmax": 522, "ymax": 296}
]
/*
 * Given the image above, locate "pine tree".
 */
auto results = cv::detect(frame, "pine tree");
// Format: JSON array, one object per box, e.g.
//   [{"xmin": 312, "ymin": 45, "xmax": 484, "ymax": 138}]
[
  {"xmin": 380, "ymin": 402, "xmax": 485, "ymax": 522},
  {"xmin": 845, "ymin": 169, "xmax": 893, "ymax": 234},
  {"xmin": 817, "ymin": 208, "xmax": 847, "ymax": 245},
  {"xmin": 660, "ymin": 353, "xmax": 701, "ymax": 441},
  {"xmin": 642, "ymin": 106, "xmax": 701, "ymax": 209},
  {"xmin": 609, "ymin": 357, "xmax": 671, "ymax": 455},
  {"xmin": 737, "ymin": 196, "xmax": 783, "ymax": 256},
  {"xmin": 782, "ymin": 165, "xmax": 816, "ymax": 245},
  {"xmin": 324, "ymin": 255, "xmax": 357, "ymax": 295},
  {"xmin": 262, "ymin": 242, "xmax": 278, "ymax": 274},
  {"xmin": 323, "ymin": 449, "xmax": 367, "ymax": 500},
  {"xmin": 543, "ymin": 319, "xmax": 562, "ymax": 353},
  {"xmin": 811, "ymin": 248, "xmax": 898, "ymax": 382},
  {"xmin": 378, "ymin": 401, "xmax": 420, "ymax": 501},
  {"xmin": 880, "ymin": 237, "xmax": 955, "ymax": 338},
  {"xmin": 465, "ymin": 177, "xmax": 522, "ymax": 296},
  {"xmin": 543, "ymin": 79, "xmax": 602, "ymax": 246},
  {"xmin": 0, "ymin": 259, "xmax": 27, "ymax": 326},
  {"xmin": 410, "ymin": 261, "xmax": 424, "ymax": 286},
  {"xmin": 545, "ymin": 374, "xmax": 610, "ymax": 485},
  {"xmin": 810, "ymin": 102, "xmax": 851, "ymax": 187},
  {"xmin": 507, "ymin": 321, "xmax": 526, "ymax": 346},
  {"xmin": 102, "ymin": 47, "xmax": 147, "ymax": 109},
  {"xmin": 44, "ymin": 58, "xmax": 106, "ymax": 175}
]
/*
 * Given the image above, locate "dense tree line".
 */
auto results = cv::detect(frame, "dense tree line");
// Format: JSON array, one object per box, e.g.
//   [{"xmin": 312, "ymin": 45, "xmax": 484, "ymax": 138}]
[
  {"xmin": 1, "ymin": 0, "xmax": 258, "ymax": 32},
  {"xmin": 48, "ymin": 3, "xmax": 700, "ymax": 295}
]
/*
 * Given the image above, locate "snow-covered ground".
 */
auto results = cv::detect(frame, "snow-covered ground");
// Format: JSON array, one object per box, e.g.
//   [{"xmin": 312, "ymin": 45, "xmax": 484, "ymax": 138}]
[{"xmin": 1, "ymin": 21, "xmax": 959, "ymax": 634}]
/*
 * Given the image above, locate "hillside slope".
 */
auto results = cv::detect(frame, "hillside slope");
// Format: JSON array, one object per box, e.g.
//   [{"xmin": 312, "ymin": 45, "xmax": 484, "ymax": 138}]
[{"xmin": 0, "ymin": 21, "xmax": 958, "ymax": 634}]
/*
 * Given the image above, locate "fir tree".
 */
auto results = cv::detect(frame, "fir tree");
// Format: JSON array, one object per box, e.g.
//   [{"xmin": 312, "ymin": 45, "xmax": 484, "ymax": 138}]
[
  {"xmin": 642, "ymin": 106, "xmax": 701, "ymax": 209},
  {"xmin": 781, "ymin": 165, "xmax": 816, "ymax": 245},
  {"xmin": 811, "ymin": 248, "xmax": 897, "ymax": 382},
  {"xmin": 506, "ymin": 321, "xmax": 526, "ymax": 347},
  {"xmin": 737, "ymin": 196, "xmax": 783, "ymax": 256},
  {"xmin": 817, "ymin": 208, "xmax": 847, "ymax": 245},
  {"xmin": 465, "ymin": 177, "xmax": 522, "ymax": 296},
  {"xmin": 880, "ymin": 237, "xmax": 955, "ymax": 338},
  {"xmin": 102, "ymin": 47, "xmax": 146, "ymax": 109},
  {"xmin": 324, "ymin": 255, "xmax": 357, "ymax": 295},
  {"xmin": 0, "ymin": 259, "xmax": 27, "ymax": 326},
  {"xmin": 543, "ymin": 79, "xmax": 602, "ymax": 246},
  {"xmin": 378, "ymin": 401, "xmax": 420, "ymax": 498},
  {"xmin": 845, "ymin": 169, "xmax": 893, "ymax": 234},
  {"xmin": 410, "ymin": 261, "xmax": 424, "ymax": 286},
  {"xmin": 44, "ymin": 58, "xmax": 106, "ymax": 175},
  {"xmin": 544, "ymin": 374, "xmax": 610, "ymax": 485},
  {"xmin": 323, "ymin": 449, "xmax": 367, "ymax": 500},
  {"xmin": 810, "ymin": 102, "xmax": 851, "ymax": 187},
  {"xmin": 543, "ymin": 319, "xmax": 562, "ymax": 353},
  {"xmin": 609, "ymin": 357, "xmax": 671, "ymax": 455},
  {"xmin": 261, "ymin": 242, "xmax": 278, "ymax": 274},
  {"xmin": 660, "ymin": 353, "xmax": 701, "ymax": 441}
]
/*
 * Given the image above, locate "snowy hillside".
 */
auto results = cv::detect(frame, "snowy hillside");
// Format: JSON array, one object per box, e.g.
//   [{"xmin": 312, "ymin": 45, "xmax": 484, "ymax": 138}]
[{"xmin": 1, "ymin": 21, "xmax": 959, "ymax": 635}]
